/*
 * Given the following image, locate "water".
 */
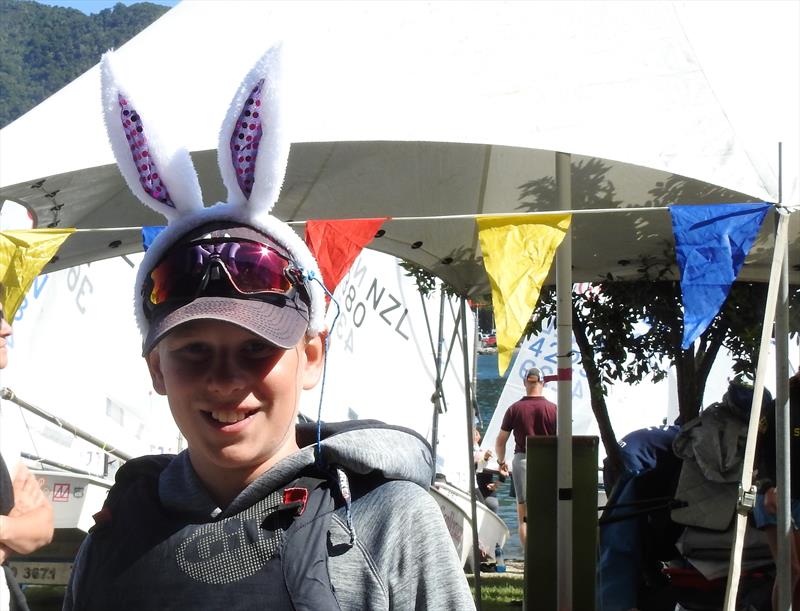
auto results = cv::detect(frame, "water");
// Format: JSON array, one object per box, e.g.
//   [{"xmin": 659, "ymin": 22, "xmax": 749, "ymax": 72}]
[{"xmin": 475, "ymin": 352, "xmax": 525, "ymax": 560}]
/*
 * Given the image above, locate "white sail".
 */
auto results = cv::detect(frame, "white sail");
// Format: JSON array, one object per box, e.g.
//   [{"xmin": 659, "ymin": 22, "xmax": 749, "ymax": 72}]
[
  {"xmin": 479, "ymin": 316, "xmax": 595, "ymax": 469},
  {"xmin": 0, "ymin": 254, "xmax": 182, "ymax": 476},
  {"xmin": 300, "ymin": 249, "xmax": 476, "ymax": 491}
]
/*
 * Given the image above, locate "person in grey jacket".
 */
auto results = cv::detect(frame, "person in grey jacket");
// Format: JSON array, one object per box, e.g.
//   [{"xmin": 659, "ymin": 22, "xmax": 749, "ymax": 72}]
[{"xmin": 63, "ymin": 44, "xmax": 473, "ymax": 610}]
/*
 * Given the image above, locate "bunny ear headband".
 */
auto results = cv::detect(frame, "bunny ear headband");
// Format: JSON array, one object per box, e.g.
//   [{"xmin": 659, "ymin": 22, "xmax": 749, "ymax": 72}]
[{"xmin": 100, "ymin": 45, "xmax": 326, "ymax": 347}]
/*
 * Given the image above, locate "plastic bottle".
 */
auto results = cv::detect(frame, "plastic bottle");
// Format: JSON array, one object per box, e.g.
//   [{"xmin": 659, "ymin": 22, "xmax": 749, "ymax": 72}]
[{"xmin": 495, "ymin": 543, "xmax": 506, "ymax": 573}]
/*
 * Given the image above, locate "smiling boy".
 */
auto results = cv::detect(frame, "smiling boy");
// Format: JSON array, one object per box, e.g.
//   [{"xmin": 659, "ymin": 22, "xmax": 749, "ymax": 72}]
[{"xmin": 62, "ymin": 47, "xmax": 473, "ymax": 610}]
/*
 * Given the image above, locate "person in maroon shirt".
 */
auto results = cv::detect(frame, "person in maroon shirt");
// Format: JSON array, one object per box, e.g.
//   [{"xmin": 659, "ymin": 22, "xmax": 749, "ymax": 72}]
[{"xmin": 494, "ymin": 367, "xmax": 557, "ymax": 546}]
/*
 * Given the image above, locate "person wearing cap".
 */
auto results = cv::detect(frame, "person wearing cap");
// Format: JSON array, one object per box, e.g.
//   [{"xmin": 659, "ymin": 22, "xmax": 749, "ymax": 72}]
[
  {"xmin": 494, "ymin": 367, "xmax": 557, "ymax": 547},
  {"xmin": 0, "ymin": 292, "xmax": 55, "ymax": 611},
  {"xmin": 62, "ymin": 48, "xmax": 474, "ymax": 610}
]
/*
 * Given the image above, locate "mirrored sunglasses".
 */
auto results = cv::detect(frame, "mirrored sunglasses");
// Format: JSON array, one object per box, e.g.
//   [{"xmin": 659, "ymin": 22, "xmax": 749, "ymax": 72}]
[{"xmin": 144, "ymin": 238, "xmax": 306, "ymax": 313}]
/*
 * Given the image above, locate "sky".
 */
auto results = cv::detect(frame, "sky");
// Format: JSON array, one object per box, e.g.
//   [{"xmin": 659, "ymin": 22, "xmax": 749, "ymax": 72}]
[{"xmin": 33, "ymin": 0, "xmax": 179, "ymax": 14}]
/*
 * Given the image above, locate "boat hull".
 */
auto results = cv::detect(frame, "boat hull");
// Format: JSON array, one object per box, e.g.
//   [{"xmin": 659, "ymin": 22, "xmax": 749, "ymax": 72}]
[{"xmin": 430, "ymin": 480, "xmax": 509, "ymax": 569}]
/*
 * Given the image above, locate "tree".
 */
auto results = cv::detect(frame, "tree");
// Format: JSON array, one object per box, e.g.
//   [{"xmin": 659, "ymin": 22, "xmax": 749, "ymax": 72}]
[{"xmin": 0, "ymin": 0, "xmax": 169, "ymax": 128}]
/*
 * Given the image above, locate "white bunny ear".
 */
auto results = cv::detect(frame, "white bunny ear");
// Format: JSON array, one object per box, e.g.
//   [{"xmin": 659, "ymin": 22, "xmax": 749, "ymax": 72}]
[
  {"xmin": 217, "ymin": 44, "xmax": 289, "ymax": 214},
  {"xmin": 101, "ymin": 51, "xmax": 204, "ymax": 222}
]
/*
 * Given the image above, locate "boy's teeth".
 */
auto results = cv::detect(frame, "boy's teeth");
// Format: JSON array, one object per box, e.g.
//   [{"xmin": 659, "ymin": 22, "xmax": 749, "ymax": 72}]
[{"xmin": 210, "ymin": 410, "xmax": 248, "ymax": 423}]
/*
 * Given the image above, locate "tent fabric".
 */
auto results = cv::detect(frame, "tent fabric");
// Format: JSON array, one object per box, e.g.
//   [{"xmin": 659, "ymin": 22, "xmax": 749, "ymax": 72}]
[
  {"xmin": 305, "ymin": 218, "xmax": 387, "ymax": 295},
  {"xmin": 0, "ymin": 229, "xmax": 74, "ymax": 320},
  {"xmin": 670, "ymin": 203, "xmax": 771, "ymax": 349},
  {"xmin": 0, "ymin": 2, "xmax": 796, "ymax": 292},
  {"xmin": 477, "ymin": 214, "xmax": 571, "ymax": 375}
]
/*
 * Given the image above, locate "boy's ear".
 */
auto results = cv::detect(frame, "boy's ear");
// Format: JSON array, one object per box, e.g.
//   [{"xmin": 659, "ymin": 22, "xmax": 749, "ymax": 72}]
[
  {"xmin": 145, "ymin": 350, "xmax": 167, "ymax": 396},
  {"xmin": 301, "ymin": 334, "xmax": 325, "ymax": 390}
]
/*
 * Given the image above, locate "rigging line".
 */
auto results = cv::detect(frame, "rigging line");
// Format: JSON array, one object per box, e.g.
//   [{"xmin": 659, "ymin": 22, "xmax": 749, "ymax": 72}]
[
  {"xmin": 418, "ymin": 289, "xmax": 438, "ymax": 374},
  {"xmin": 0, "ymin": 387, "xmax": 131, "ymax": 462},
  {"xmin": 441, "ymin": 295, "xmax": 464, "ymax": 379},
  {"xmin": 65, "ymin": 205, "xmax": 679, "ymax": 234},
  {"xmin": 432, "ymin": 290, "xmax": 449, "ymax": 416},
  {"xmin": 16, "ymin": 402, "xmax": 44, "ymax": 471},
  {"xmin": 20, "ymin": 453, "xmax": 98, "ymax": 478}
]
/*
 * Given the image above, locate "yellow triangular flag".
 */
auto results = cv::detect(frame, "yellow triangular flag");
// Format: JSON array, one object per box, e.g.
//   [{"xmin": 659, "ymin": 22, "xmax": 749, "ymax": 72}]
[
  {"xmin": 0, "ymin": 229, "xmax": 75, "ymax": 321},
  {"xmin": 477, "ymin": 214, "xmax": 571, "ymax": 375}
]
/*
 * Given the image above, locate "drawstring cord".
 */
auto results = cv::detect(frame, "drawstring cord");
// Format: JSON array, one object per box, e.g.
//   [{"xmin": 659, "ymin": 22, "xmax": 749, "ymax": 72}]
[
  {"xmin": 300, "ymin": 271, "xmax": 340, "ymax": 467},
  {"xmin": 334, "ymin": 466, "xmax": 357, "ymax": 545},
  {"xmin": 300, "ymin": 272, "xmax": 355, "ymax": 544}
]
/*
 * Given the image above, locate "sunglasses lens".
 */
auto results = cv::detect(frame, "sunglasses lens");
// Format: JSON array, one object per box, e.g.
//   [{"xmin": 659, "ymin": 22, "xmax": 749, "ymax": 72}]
[
  {"xmin": 147, "ymin": 239, "xmax": 295, "ymax": 307},
  {"xmin": 149, "ymin": 247, "xmax": 207, "ymax": 305},
  {"xmin": 224, "ymin": 242, "xmax": 292, "ymax": 294}
]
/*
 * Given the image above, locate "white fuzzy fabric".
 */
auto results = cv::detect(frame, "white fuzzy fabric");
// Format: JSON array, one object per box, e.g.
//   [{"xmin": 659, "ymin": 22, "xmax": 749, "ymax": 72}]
[
  {"xmin": 100, "ymin": 52, "xmax": 204, "ymax": 221},
  {"xmin": 101, "ymin": 45, "xmax": 326, "ymax": 347},
  {"xmin": 217, "ymin": 45, "xmax": 288, "ymax": 213}
]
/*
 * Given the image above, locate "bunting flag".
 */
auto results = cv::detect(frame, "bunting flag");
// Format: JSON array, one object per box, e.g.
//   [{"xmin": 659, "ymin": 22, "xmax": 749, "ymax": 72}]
[
  {"xmin": 142, "ymin": 226, "xmax": 166, "ymax": 251},
  {"xmin": 477, "ymin": 214, "xmax": 572, "ymax": 375},
  {"xmin": 0, "ymin": 229, "xmax": 75, "ymax": 321},
  {"xmin": 669, "ymin": 202, "xmax": 771, "ymax": 349},
  {"xmin": 305, "ymin": 218, "xmax": 388, "ymax": 294}
]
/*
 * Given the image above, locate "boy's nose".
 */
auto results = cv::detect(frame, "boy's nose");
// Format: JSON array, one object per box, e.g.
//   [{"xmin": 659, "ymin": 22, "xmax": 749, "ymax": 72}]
[{"xmin": 207, "ymin": 353, "xmax": 247, "ymax": 395}]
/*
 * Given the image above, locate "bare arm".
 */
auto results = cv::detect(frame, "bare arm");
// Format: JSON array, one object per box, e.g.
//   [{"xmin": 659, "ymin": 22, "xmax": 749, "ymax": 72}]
[
  {"xmin": 0, "ymin": 464, "xmax": 54, "ymax": 555},
  {"xmin": 495, "ymin": 429, "xmax": 511, "ymax": 468}
]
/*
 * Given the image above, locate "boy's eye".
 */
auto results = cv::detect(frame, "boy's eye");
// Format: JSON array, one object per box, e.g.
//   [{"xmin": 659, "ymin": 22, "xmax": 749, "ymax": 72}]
[
  {"xmin": 176, "ymin": 342, "xmax": 211, "ymax": 358},
  {"xmin": 242, "ymin": 341, "xmax": 275, "ymax": 358}
]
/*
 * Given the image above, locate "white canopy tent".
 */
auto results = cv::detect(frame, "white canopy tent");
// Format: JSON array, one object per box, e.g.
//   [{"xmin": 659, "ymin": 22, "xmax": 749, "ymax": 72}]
[
  {"xmin": 1, "ymin": 1, "xmax": 798, "ymax": 608},
  {"xmin": 0, "ymin": 1, "xmax": 797, "ymax": 285}
]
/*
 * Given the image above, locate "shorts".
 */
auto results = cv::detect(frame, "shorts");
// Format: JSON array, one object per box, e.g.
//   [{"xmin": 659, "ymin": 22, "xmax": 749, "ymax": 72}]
[
  {"xmin": 752, "ymin": 492, "xmax": 800, "ymax": 529},
  {"xmin": 512, "ymin": 453, "xmax": 526, "ymax": 504}
]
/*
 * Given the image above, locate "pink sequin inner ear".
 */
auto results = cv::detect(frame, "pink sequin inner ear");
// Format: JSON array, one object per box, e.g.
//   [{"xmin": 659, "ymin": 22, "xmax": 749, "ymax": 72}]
[
  {"xmin": 229, "ymin": 79, "xmax": 265, "ymax": 198},
  {"xmin": 118, "ymin": 94, "xmax": 175, "ymax": 208}
]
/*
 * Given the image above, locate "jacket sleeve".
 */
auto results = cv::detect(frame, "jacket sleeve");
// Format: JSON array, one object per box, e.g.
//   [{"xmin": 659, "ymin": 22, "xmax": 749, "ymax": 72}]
[
  {"xmin": 329, "ymin": 479, "xmax": 476, "ymax": 610},
  {"xmin": 755, "ymin": 400, "xmax": 776, "ymax": 491},
  {"xmin": 61, "ymin": 533, "xmax": 92, "ymax": 611}
]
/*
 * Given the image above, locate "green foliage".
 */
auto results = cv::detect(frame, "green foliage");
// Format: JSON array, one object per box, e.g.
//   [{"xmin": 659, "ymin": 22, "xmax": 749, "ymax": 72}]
[
  {"xmin": 399, "ymin": 260, "xmax": 459, "ymax": 298},
  {"xmin": 0, "ymin": 0, "xmax": 170, "ymax": 128}
]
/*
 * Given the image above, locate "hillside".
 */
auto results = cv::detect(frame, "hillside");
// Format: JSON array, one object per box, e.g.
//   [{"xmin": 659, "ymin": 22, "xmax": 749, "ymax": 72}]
[{"xmin": 0, "ymin": 0, "xmax": 170, "ymax": 128}]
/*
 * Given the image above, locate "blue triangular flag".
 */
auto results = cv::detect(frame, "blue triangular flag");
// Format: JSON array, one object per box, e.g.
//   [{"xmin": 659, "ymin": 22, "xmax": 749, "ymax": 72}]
[
  {"xmin": 142, "ymin": 226, "xmax": 166, "ymax": 251},
  {"xmin": 670, "ymin": 203, "xmax": 771, "ymax": 349}
]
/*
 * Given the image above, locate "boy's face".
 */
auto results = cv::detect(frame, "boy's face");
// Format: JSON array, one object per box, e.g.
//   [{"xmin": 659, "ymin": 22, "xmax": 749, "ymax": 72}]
[{"xmin": 145, "ymin": 319, "xmax": 323, "ymax": 480}]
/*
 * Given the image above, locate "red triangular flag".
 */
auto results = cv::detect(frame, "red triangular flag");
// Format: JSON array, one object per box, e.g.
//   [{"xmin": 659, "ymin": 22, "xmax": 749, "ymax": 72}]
[{"xmin": 305, "ymin": 218, "xmax": 388, "ymax": 294}]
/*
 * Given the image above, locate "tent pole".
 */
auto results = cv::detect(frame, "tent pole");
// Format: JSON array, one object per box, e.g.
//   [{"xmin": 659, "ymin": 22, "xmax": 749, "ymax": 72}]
[
  {"xmin": 555, "ymin": 151, "xmax": 573, "ymax": 609},
  {"xmin": 773, "ymin": 143, "xmax": 792, "ymax": 611},
  {"xmin": 472, "ymin": 307, "xmax": 481, "ymax": 429},
  {"xmin": 722, "ymin": 208, "xmax": 790, "ymax": 610},
  {"xmin": 461, "ymin": 296, "xmax": 482, "ymax": 610},
  {"xmin": 430, "ymin": 289, "xmax": 447, "ymax": 485},
  {"xmin": 773, "ymin": 208, "xmax": 791, "ymax": 611}
]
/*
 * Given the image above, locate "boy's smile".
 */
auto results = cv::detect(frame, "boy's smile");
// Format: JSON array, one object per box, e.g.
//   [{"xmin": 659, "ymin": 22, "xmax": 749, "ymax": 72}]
[
  {"xmin": 206, "ymin": 407, "xmax": 259, "ymax": 426},
  {"xmin": 145, "ymin": 319, "xmax": 323, "ymax": 504}
]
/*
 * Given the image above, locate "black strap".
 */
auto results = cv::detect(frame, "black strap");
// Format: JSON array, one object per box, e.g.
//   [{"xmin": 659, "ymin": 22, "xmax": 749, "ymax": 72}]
[
  {"xmin": 0, "ymin": 455, "xmax": 13, "ymax": 515},
  {"xmin": 3, "ymin": 565, "xmax": 31, "ymax": 611}
]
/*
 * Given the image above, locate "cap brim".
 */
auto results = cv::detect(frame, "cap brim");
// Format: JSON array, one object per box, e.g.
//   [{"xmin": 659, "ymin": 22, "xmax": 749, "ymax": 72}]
[{"xmin": 143, "ymin": 295, "xmax": 309, "ymax": 355}]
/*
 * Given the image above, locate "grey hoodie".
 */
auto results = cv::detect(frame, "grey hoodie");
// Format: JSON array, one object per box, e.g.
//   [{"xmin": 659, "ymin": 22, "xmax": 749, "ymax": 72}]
[{"xmin": 64, "ymin": 421, "xmax": 476, "ymax": 611}]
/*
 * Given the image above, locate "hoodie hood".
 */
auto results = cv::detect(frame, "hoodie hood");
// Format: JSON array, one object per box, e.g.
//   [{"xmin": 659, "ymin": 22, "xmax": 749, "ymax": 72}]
[{"xmin": 159, "ymin": 420, "xmax": 434, "ymax": 518}]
